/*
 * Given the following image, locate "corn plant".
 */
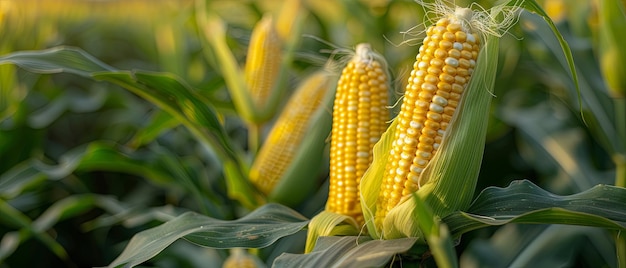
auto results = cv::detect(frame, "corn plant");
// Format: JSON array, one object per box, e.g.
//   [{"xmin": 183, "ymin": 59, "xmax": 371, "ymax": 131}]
[{"xmin": 1, "ymin": 0, "xmax": 626, "ymax": 267}]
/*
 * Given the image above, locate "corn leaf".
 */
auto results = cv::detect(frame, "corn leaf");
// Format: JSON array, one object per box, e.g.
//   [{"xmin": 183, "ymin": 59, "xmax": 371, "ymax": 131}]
[
  {"xmin": 444, "ymin": 180, "xmax": 626, "ymax": 237},
  {"xmin": 0, "ymin": 142, "xmax": 176, "ymax": 198},
  {"xmin": 273, "ymin": 236, "xmax": 417, "ymax": 268},
  {"xmin": 128, "ymin": 110, "xmax": 179, "ymax": 148},
  {"xmin": 93, "ymin": 71, "xmax": 239, "ymax": 162},
  {"xmin": 223, "ymin": 159, "xmax": 265, "ymax": 210},
  {"xmin": 1, "ymin": 194, "xmax": 131, "ymax": 263},
  {"xmin": 0, "ymin": 141, "xmax": 226, "ymax": 216},
  {"xmin": 0, "ymin": 200, "xmax": 69, "ymax": 262},
  {"xmin": 0, "ymin": 46, "xmax": 115, "ymax": 76},
  {"xmin": 107, "ymin": 203, "xmax": 309, "ymax": 268},
  {"xmin": 0, "ymin": 47, "xmax": 241, "ymax": 167},
  {"xmin": 517, "ymin": 0, "xmax": 582, "ymax": 112},
  {"xmin": 410, "ymin": 194, "xmax": 458, "ymax": 268}
]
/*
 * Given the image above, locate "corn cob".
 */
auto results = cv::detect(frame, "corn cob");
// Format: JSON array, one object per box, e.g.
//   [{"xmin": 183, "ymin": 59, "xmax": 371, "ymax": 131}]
[
  {"xmin": 375, "ymin": 8, "xmax": 480, "ymax": 225},
  {"xmin": 244, "ymin": 15, "xmax": 282, "ymax": 109},
  {"xmin": 249, "ymin": 71, "xmax": 331, "ymax": 195},
  {"xmin": 326, "ymin": 43, "xmax": 390, "ymax": 226}
]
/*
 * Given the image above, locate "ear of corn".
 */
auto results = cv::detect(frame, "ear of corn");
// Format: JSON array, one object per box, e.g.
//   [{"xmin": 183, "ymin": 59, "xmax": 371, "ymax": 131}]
[
  {"xmin": 360, "ymin": 31, "xmax": 501, "ymax": 239},
  {"xmin": 200, "ymin": 11, "xmax": 293, "ymax": 123},
  {"xmin": 325, "ymin": 43, "xmax": 390, "ymax": 227},
  {"xmin": 249, "ymin": 71, "xmax": 335, "ymax": 206},
  {"xmin": 374, "ymin": 10, "xmax": 481, "ymax": 228},
  {"xmin": 244, "ymin": 15, "xmax": 282, "ymax": 109}
]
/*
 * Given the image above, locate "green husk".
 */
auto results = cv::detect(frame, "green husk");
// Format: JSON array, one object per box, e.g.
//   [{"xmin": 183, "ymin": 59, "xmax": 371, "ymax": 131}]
[
  {"xmin": 360, "ymin": 119, "xmax": 396, "ymax": 240},
  {"xmin": 267, "ymin": 71, "xmax": 337, "ymax": 207},
  {"xmin": 304, "ymin": 211, "xmax": 359, "ymax": 253}
]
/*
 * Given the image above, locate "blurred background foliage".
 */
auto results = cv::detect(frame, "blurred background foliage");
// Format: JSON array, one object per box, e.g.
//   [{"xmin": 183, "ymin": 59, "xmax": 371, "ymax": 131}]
[{"xmin": 0, "ymin": 0, "xmax": 624, "ymax": 267}]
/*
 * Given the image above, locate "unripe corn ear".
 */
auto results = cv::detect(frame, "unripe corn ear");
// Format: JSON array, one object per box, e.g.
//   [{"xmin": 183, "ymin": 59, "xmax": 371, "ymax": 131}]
[
  {"xmin": 244, "ymin": 15, "xmax": 282, "ymax": 109},
  {"xmin": 326, "ymin": 43, "xmax": 390, "ymax": 227},
  {"xmin": 374, "ymin": 9, "xmax": 481, "ymax": 228},
  {"xmin": 249, "ymin": 71, "xmax": 335, "ymax": 206}
]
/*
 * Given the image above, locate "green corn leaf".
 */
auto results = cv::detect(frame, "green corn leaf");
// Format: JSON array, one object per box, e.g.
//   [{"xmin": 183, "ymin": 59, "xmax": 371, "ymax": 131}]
[
  {"xmin": 93, "ymin": 71, "xmax": 240, "ymax": 163},
  {"xmin": 32, "ymin": 195, "xmax": 107, "ymax": 232},
  {"xmin": 443, "ymin": 180, "xmax": 626, "ymax": 237},
  {"xmin": 224, "ymin": 159, "xmax": 265, "ymax": 210},
  {"xmin": 0, "ymin": 46, "xmax": 114, "ymax": 76},
  {"xmin": 273, "ymin": 236, "xmax": 418, "ymax": 268},
  {"xmin": 128, "ymin": 110, "xmax": 180, "ymax": 148},
  {"xmin": 107, "ymin": 203, "xmax": 309, "ymax": 268},
  {"xmin": 410, "ymin": 194, "xmax": 458, "ymax": 268},
  {"xmin": 516, "ymin": 0, "xmax": 583, "ymax": 114},
  {"xmin": 0, "ymin": 141, "xmax": 225, "ymax": 217},
  {"xmin": 0, "ymin": 47, "xmax": 242, "ymax": 169},
  {"xmin": 0, "ymin": 200, "xmax": 69, "ymax": 263}
]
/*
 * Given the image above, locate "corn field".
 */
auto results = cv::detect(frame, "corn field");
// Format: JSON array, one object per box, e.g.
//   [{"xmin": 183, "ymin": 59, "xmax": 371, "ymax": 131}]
[{"xmin": 1, "ymin": 0, "xmax": 626, "ymax": 267}]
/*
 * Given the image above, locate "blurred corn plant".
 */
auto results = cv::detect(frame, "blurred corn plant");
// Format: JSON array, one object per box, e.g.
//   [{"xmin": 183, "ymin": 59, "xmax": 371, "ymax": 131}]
[{"xmin": 2, "ymin": 0, "xmax": 626, "ymax": 267}]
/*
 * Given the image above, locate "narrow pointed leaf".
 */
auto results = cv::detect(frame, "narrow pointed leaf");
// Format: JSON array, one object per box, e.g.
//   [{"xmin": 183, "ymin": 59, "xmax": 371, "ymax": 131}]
[
  {"xmin": 0, "ymin": 46, "xmax": 114, "ymax": 76},
  {"xmin": 107, "ymin": 203, "xmax": 309, "ymax": 268},
  {"xmin": 273, "ymin": 236, "xmax": 417, "ymax": 268},
  {"xmin": 411, "ymin": 194, "xmax": 458, "ymax": 268},
  {"xmin": 444, "ymin": 180, "xmax": 626, "ymax": 237},
  {"xmin": 93, "ymin": 71, "xmax": 239, "ymax": 163},
  {"xmin": 0, "ymin": 200, "xmax": 69, "ymax": 262},
  {"xmin": 517, "ymin": 0, "xmax": 582, "ymax": 110},
  {"xmin": 0, "ymin": 47, "xmax": 240, "ymax": 167}
]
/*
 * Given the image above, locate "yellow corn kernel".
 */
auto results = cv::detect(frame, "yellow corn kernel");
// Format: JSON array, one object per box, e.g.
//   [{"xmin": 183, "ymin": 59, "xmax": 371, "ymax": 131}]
[
  {"xmin": 244, "ymin": 15, "xmax": 282, "ymax": 109},
  {"xmin": 249, "ymin": 71, "xmax": 331, "ymax": 195},
  {"xmin": 375, "ymin": 10, "xmax": 481, "ymax": 225},
  {"xmin": 326, "ymin": 43, "xmax": 390, "ymax": 226}
]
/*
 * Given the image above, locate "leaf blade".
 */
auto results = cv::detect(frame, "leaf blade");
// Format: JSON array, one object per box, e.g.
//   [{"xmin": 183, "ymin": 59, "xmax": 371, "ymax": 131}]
[
  {"xmin": 107, "ymin": 203, "xmax": 309, "ymax": 268},
  {"xmin": 444, "ymin": 180, "xmax": 626, "ymax": 237}
]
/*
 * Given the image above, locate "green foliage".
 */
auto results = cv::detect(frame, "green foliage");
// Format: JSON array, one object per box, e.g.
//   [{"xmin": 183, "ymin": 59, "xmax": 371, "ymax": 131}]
[
  {"xmin": 108, "ymin": 204, "xmax": 308, "ymax": 268},
  {"xmin": 1, "ymin": 0, "xmax": 625, "ymax": 267}
]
